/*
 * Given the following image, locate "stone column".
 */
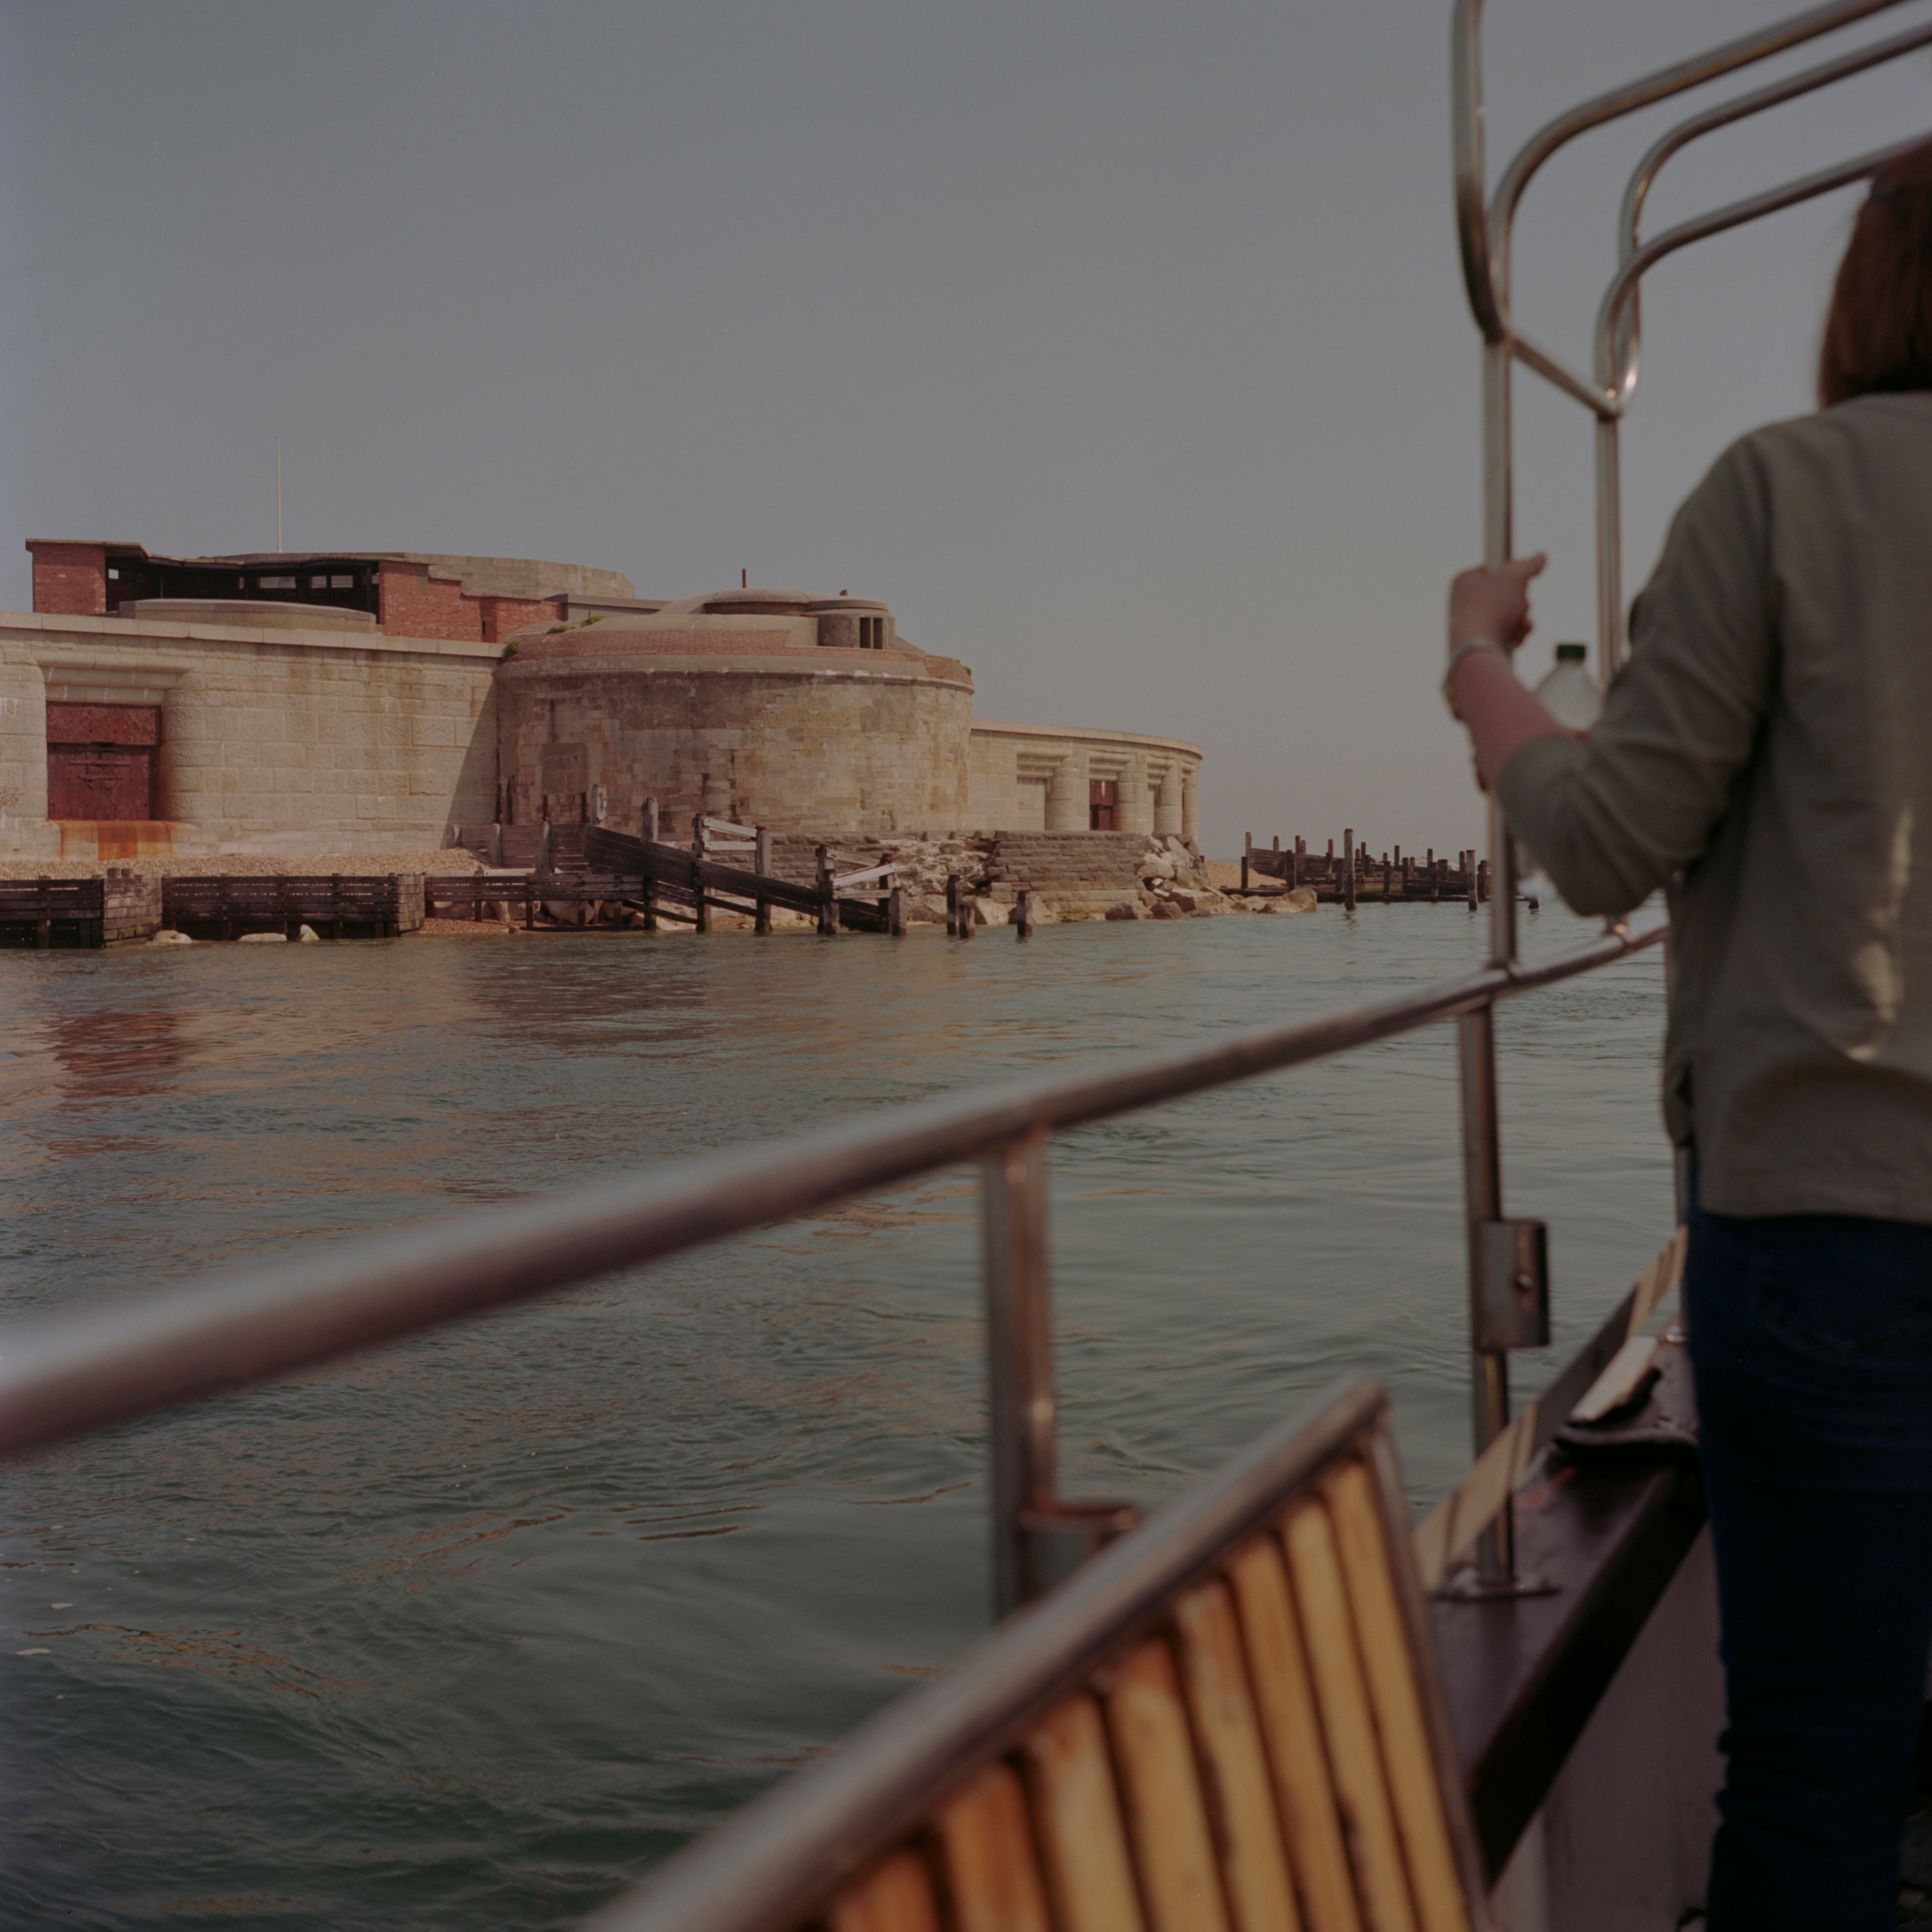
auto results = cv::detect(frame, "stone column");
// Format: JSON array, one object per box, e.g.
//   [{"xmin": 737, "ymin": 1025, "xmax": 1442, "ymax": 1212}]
[
  {"xmin": 1181, "ymin": 766, "xmax": 1199, "ymax": 841},
  {"xmin": 0, "ymin": 653, "xmax": 49, "ymax": 854},
  {"xmin": 1121, "ymin": 753, "xmax": 1152, "ymax": 835},
  {"xmin": 1154, "ymin": 766, "xmax": 1183, "ymax": 836},
  {"xmin": 158, "ymin": 679, "xmax": 209, "ymax": 837},
  {"xmin": 1045, "ymin": 754, "xmax": 1085, "ymax": 832}
]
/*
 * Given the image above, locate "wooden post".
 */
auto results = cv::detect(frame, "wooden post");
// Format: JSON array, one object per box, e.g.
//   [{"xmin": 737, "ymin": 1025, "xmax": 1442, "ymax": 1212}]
[
  {"xmin": 889, "ymin": 884, "xmax": 906, "ymax": 937},
  {"xmin": 1467, "ymin": 851, "xmax": 1478, "ymax": 909},
  {"xmin": 691, "ymin": 813, "xmax": 706, "ymax": 861},
  {"xmin": 1241, "ymin": 833, "xmax": 1251, "ymax": 894},
  {"xmin": 1432, "ymin": 858, "xmax": 1442, "ymax": 903},
  {"xmin": 815, "ymin": 846, "xmax": 838, "ymax": 936},
  {"xmin": 1477, "ymin": 858, "xmax": 1491, "ymax": 903},
  {"xmin": 946, "ymin": 873, "xmax": 959, "ymax": 937},
  {"xmin": 754, "ymin": 826, "xmax": 773, "ymax": 936},
  {"xmin": 1016, "ymin": 889, "xmax": 1033, "ymax": 939},
  {"xmin": 644, "ymin": 797, "xmax": 659, "ymax": 846},
  {"xmin": 1342, "ymin": 829, "xmax": 1355, "ymax": 910},
  {"xmin": 1293, "ymin": 836, "xmax": 1305, "ymax": 888}
]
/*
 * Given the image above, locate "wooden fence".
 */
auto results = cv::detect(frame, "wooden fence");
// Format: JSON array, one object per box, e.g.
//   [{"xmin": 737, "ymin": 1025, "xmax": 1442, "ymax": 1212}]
[
  {"xmin": 162, "ymin": 875, "xmax": 425, "ymax": 940},
  {"xmin": 0, "ymin": 878, "xmax": 106, "ymax": 948}
]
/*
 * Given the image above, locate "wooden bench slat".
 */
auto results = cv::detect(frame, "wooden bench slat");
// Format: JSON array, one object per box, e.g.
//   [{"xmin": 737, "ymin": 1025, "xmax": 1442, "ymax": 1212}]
[
  {"xmin": 1175, "ymin": 1578, "xmax": 1304, "ymax": 1932},
  {"xmin": 825, "ymin": 1848, "xmax": 943, "ymax": 1932},
  {"xmin": 1225, "ymin": 1536, "xmax": 1364, "ymax": 1932},
  {"xmin": 1106, "ymin": 1637, "xmax": 1233, "ymax": 1932},
  {"xmin": 935, "ymin": 1762, "xmax": 1052, "ymax": 1932},
  {"xmin": 1323, "ymin": 1465, "xmax": 1471, "ymax": 1932},
  {"xmin": 1020, "ymin": 1694, "xmax": 1147, "ymax": 1932},
  {"xmin": 1281, "ymin": 1500, "xmax": 1419, "ymax": 1932}
]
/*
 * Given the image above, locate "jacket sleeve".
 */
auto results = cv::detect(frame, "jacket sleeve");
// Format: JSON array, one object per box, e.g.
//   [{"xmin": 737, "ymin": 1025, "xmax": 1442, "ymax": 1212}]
[{"xmin": 1496, "ymin": 439, "xmax": 1777, "ymax": 917}]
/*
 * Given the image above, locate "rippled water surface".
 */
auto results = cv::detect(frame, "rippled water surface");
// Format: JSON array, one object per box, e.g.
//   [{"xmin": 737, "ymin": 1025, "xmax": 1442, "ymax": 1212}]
[{"xmin": 0, "ymin": 906, "xmax": 1669, "ymax": 1929}]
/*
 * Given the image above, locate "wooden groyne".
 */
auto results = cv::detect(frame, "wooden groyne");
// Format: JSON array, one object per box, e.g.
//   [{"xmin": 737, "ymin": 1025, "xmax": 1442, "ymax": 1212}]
[{"xmin": 1242, "ymin": 830, "xmax": 1491, "ymax": 909}]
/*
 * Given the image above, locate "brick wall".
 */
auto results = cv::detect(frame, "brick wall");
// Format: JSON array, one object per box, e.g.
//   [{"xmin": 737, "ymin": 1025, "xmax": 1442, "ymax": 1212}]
[
  {"xmin": 376, "ymin": 562, "xmax": 483, "ymax": 642},
  {"xmin": 28, "ymin": 543, "xmax": 108, "ymax": 617},
  {"xmin": 479, "ymin": 595, "xmax": 562, "ymax": 643}
]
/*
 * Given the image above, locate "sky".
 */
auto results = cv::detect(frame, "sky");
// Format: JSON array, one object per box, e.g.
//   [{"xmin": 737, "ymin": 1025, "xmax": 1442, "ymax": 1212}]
[{"xmin": 1, "ymin": 0, "xmax": 1927, "ymax": 856}]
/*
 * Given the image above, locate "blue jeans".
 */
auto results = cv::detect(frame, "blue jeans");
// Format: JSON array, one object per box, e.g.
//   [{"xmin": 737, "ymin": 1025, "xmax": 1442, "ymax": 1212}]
[{"xmin": 1687, "ymin": 1196, "xmax": 1932, "ymax": 1931}]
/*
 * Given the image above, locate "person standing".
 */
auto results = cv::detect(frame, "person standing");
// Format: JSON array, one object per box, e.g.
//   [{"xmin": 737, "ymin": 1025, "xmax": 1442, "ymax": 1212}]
[{"xmin": 1443, "ymin": 139, "xmax": 1932, "ymax": 1932}]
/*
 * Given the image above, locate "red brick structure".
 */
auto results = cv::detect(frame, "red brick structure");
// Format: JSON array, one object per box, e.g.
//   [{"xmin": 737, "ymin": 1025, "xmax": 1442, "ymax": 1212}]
[
  {"xmin": 26, "ymin": 542, "xmax": 110, "ymax": 616},
  {"xmin": 26, "ymin": 541, "xmax": 638, "ymax": 638}
]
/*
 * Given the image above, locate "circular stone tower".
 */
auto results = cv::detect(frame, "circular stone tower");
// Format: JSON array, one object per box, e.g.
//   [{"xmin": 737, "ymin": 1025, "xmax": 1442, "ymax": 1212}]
[{"xmin": 494, "ymin": 590, "xmax": 973, "ymax": 836}]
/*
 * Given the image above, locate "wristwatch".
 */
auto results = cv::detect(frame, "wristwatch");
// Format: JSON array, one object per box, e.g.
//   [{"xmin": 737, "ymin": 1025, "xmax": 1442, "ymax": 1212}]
[{"xmin": 1442, "ymin": 638, "xmax": 1510, "ymax": 721}]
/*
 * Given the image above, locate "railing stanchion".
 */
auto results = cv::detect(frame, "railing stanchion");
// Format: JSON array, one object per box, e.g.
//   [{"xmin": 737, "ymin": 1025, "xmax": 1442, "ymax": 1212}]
[
  {"xmin": 982, "ymin": 1130, "xmax": 1056, "ymax": 1618},
  {"xmin": 1458, "ymin": 1000, "xmax": 1513, "ymax": 1585}
]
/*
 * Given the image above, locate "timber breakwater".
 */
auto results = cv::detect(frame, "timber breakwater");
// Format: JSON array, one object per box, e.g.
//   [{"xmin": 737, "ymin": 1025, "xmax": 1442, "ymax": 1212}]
[{"xmin": 1242, "ymin": 830, "xmax": 1492, "ymax": 908}]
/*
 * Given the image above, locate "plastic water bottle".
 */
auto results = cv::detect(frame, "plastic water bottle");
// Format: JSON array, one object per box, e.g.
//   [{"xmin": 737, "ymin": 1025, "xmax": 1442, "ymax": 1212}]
[{"xmin": 1534, "ymin": 641, "xmax": 1602, "ymax": 731}]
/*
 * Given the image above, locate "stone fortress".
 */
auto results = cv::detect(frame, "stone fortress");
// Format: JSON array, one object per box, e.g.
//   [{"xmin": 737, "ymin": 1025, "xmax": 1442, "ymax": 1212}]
[{"xmin": 0, "ymin": 542, "xmax": 1203, "ymax": 879}]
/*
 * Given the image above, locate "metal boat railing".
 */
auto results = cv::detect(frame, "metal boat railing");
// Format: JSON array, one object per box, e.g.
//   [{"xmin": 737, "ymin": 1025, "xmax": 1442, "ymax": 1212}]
[
  {"xmin": 1450, "ymin": 0, "xmax": 1931, "ymax": 1584},
  {"xmin": 0, "ymin": 918, "xmax": 1662, "ymax": 1613},
  {"xmin": 5, "ymin": 5, "xmax": 1926, "ymax": 1917}
]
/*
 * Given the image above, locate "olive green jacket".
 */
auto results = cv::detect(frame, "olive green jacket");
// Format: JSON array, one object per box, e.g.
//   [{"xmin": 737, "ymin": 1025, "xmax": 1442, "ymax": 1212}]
[{"xmin": 1498, "ymin": 394, "xmax": 1932, "ymax": 1221}]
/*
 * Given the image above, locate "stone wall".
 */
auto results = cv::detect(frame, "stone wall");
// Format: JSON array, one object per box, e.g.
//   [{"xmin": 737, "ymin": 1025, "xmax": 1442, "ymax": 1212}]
[
  {"xmin": 968, "ymin": 721, "xmax": 1201, "ymax": 838},
  {"xmin": 101, "ymin": 867, "xmax": 162, "ymax": 941},
  {"xmin": 498, "ymin": 652, "xmax": 974, "ymax": 839},
  {"xmin": 0, "ymin": 610, "xmax": 497, "ymax": 856}
]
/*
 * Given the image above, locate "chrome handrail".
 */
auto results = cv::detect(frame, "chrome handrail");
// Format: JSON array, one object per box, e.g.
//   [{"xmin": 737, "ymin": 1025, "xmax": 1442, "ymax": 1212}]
[
  {"xmin": 1453, "ymin": 0, "xmax": 1929, "ymax": 671},
  {"xmin": 0, "ymin": 919, "xmax": 1664, "ymax": 1606},
  {"xmin": 1449, "ymin": 1, "xmax": 1928, "ymax": 1585},
  {"xmin": 577, "ymin": 1379, "xmax": 1422, "ymax": 1932},
  {"xmin": 1612, "ymin": 14, "xmax": 1932, "ymax": 405}
]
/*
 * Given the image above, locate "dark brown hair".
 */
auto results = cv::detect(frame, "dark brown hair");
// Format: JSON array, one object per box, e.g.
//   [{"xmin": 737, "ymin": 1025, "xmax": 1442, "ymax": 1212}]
[{"xmin": 1818, "ymin": 138, "xmax": 1932, "ymax": 407}]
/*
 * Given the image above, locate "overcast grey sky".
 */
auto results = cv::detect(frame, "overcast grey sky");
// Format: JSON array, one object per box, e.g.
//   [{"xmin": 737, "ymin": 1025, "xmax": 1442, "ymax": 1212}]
[{"xmin": 2, "ymin": 1, "xmax": 1927, "ymax": 854}]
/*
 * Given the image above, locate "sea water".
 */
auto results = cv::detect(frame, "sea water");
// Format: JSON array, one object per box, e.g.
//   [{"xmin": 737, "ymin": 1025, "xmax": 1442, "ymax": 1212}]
[{"xmin": 0, "ymin": 904, "xmax": 1668, "ymax": 1929}]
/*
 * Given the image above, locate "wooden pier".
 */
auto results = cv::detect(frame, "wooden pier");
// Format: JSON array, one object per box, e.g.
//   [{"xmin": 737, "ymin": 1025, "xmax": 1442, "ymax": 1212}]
[{"xmin": 1242, "ymin": 830, "xmax": 1491, "ymax": 909}]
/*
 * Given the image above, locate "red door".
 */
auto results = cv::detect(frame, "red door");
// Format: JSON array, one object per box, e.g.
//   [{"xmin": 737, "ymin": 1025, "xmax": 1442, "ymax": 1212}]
[
  {"xmin": 1089, "ymin": 779, "xmax": 1119, "ymax": 831},
  {"xmin": 46, "ymin": 704, "xmax": 159, "ymax": 820}
]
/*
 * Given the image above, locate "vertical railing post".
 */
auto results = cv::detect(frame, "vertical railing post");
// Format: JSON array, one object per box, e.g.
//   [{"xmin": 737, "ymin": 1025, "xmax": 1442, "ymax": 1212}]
[
  {"xmin": 1595, "ymin": 415, "xmax": 1626, "ymax": 683},
  {"xmin": 1458, "ymin": 309, "xmax": 1525, "ymax": 1591},
  {"xmin": 1459, "ymin": 1001, "xmax": 1514, "ymax": 1584},
  {"xmin": 982, "ymin": 1131, "xmax": 1056, "ymax": 1618}
]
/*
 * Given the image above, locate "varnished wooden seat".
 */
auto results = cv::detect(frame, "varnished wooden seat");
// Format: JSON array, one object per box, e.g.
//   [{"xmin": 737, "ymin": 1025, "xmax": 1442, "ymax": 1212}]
[{"xmin": 586, "ymin": 1379, "xmax": 1490, "ymax": 1932}]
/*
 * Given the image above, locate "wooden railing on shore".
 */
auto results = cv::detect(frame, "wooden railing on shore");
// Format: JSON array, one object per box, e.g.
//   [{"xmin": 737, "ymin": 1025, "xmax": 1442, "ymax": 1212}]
[
  {"xmin": 0, "ymin": 877, "xmax": 107, "ymax": 948},
  {"xmin": 432, "ymin": 818, "xmax": 905, "ymax": 936},
  {"xmin": 162, "ymin": 874, "xmax": 425, "ymax": 940}
]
